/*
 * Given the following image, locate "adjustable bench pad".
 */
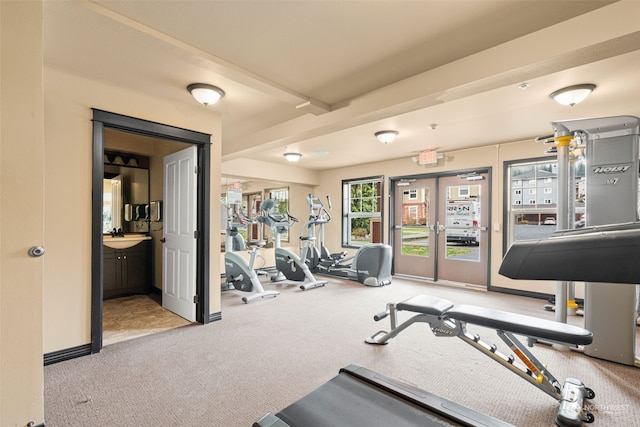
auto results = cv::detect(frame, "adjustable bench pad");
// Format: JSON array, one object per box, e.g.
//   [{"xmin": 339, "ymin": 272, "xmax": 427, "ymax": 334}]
[
  {"xmin": 447, "ymin": 305, "xmax": 593, "ymax": 346},
  {"xmin": 396, "ymin": 295, "xmax": 593, "ymax": 346},
  {"xmin": 397, "ymin": 295, "xmax": 454, "ymax": 315}
]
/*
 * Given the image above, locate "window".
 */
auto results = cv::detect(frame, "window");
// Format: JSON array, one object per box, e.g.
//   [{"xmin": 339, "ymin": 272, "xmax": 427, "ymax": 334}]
[
  {"xmin": 266, "ymin": 187, "xmax": 289, "ymax": 242},
  {"xmin": 342, "ymin": 176, "xmax": 383, "ymax": 247},
  {"xmin": 505, "ymin": 157, "xmax": 585, "ymax": 253},
  {"xmin": 406, "ymin": 189, "xmax": 418, "ymax": 200},
  {"xmin": 408, "ymin": 205, "xmax": 418, "ymax": 219}
]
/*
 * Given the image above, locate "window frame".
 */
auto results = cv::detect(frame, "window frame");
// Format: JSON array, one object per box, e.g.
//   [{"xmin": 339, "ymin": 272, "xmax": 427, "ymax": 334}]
[
  {"xmin": 341, "ymin": 176, "xmax": 384, "ymax": 248},
  {"xmin": 504, "ymin": 156, "xmax": 581, "ymax": 256}
]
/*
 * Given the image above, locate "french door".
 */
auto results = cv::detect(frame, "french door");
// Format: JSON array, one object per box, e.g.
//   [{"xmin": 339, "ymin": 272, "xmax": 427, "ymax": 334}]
[
  {"xmin": 393, "ymin": 178, "xmax": 437, "ymax": 279},
  {"xmin": 436, "ymin": 173, "xmax": 490, "ymax": 286},
  {"xmin": 392, "ymin": 171, "xmax": 490, "ymax": 287}
]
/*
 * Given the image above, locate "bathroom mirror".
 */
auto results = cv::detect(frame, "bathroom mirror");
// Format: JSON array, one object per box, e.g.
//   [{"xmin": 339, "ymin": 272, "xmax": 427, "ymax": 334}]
[{"xmin": 103, "ymin": 163, "xmax": 150, "ymax": 234}]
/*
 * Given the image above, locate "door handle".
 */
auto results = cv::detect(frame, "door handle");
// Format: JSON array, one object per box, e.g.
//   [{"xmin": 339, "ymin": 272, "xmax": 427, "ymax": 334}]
[
  {"xmin": 160, "ymin": 238, "xmax": 166, "ymax": 243},
  {"xmin": 28, "ymin": 246, "xmax": 45, "ymax": 257}
]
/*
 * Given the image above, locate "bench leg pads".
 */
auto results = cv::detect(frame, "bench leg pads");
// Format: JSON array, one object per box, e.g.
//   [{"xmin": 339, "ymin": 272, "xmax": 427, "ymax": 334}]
[{"xmin": 556, "ymin": 378, "xmax": 595, "ymax": 427}]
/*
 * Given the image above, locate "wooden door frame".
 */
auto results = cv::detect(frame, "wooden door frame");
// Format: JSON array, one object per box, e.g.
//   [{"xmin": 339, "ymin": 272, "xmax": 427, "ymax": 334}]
[{"xmin": 91, "ymin": 109, "xmax": 211, "ymax": 354}]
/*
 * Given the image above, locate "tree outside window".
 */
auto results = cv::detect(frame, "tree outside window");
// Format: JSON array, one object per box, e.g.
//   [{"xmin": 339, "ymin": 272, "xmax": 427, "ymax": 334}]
[{"xmin": 342, "ymin": 177, "xmax": 383, "ymax": 247}]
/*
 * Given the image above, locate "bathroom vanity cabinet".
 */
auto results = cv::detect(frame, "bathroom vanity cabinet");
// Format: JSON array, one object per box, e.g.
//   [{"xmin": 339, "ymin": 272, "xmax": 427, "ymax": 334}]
[{"xmin": 103, "ymin": 240, "xmax": 151, "ymax": 299}]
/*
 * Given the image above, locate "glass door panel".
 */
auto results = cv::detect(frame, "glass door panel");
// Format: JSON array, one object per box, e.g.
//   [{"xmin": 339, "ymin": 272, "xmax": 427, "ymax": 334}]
[
  {"xmin": 393, "ymin": 179, "xmax": 436, "ymax": 279},
  {"xmin": 437, "ymin": 174, "xmax": 489, "ymax": 286}
]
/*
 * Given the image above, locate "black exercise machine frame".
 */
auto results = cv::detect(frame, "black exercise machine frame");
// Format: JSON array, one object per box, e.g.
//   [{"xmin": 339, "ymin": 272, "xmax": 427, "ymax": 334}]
[{"xmin": 254, "ymin": 364, "xmax": 514, "ymax": 427}]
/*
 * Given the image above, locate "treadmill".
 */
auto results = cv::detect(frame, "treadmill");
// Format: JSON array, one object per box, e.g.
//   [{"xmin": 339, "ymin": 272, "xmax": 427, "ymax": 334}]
[{"xmin": 254, "ymin": 364, "xmax": 513, "ymax": 427}]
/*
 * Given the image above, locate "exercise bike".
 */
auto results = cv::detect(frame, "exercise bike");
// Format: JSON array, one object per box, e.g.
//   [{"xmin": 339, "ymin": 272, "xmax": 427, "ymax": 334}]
[
  {"xmin": 223, "ymin": 207, "xmax": 279, "ymax": 303},
  {"xmin": 221, "ymin": 205, "xmax": 248, "ymax": 292},
  {"xmin": 302, "ymin": 195, "xmax": 392, "ymax": 287},
  {"xmin": 257, "ymin": 199, "xmax": 327, "ymax": 291}
]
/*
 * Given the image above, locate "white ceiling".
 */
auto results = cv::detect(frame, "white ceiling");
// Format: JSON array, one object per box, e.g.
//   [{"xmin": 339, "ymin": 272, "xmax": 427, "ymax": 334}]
[{"xmin": 44, "ymin": 1, "xmax": 640, "ymax": 178}]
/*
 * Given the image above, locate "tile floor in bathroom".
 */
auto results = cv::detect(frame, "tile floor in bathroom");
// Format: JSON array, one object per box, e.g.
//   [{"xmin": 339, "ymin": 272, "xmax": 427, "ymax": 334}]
[{"xmin": 102, "ymin": 293, "xmax": 192, "ymax": 346}]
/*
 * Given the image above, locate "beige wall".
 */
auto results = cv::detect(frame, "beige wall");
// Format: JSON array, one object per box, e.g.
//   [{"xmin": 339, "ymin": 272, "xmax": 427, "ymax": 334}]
[
  {"xmin": 315, "ymin": 140, "xmax": 560, "ymax": 295},
  {"xmin": 43, "ymin": 67, "xmax": 222, "ymax": 354},
  {"xmin": 1, "ymin": 2, "xmax": 46, "ymax": 425},
  {"xmin": 222, "ymin": 158, "xmax": 320, "ymax": 187}
]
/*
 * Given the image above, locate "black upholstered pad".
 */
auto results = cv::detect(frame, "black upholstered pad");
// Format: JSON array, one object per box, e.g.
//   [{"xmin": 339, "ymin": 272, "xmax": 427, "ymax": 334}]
[
  {"xmin": 273, "ymin": 373, "xmax": 455, "ymax": 426},
  {"xmin": 262, "ymin": 365, "xmax": 513, "ymax": 427},
  {"xmin": 397, "ymin": 295, "xmax": 454, "ymax": 316},
  {"xmin": 499, "ymin": 222, "xmax": 640, "ymax": 283},
  {"xmin": 447, "ymin": 305, "xmax": 593, "ymax": 346}
]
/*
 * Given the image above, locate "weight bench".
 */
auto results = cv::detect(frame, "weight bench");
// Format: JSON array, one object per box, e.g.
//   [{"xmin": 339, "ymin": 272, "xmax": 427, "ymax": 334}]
[{"xmin": 366, "ymin": 295, "xmax": 595, "ymax": 427}]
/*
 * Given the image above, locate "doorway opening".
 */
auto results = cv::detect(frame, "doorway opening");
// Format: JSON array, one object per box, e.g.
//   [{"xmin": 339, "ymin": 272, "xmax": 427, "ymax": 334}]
[{"xmin": 91, "ymin": 109, "xmax": 212, "ymax": 353}]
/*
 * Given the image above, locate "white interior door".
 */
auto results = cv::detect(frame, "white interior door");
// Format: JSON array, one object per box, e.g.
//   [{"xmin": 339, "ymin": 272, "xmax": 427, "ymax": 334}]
[{"xmin": 163, "ymin": 146, "xmax": 197, "ymax": 321}]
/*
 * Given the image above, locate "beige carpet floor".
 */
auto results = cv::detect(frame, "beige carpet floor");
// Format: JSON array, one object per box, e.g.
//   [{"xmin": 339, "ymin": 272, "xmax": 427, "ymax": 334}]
[{"xmin": 46, "ymin": 277, "xmax": 640, "ymax": 426}]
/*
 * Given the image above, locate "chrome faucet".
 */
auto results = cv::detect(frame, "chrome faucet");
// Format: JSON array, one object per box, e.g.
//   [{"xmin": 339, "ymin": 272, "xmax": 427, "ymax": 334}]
[{"xmin": 111, "ymin": 228, "xmax": 125, "ymax": 237}]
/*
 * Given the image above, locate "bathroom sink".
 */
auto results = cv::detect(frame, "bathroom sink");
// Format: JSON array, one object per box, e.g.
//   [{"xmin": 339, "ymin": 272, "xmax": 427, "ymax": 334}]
[{"xmin": 103, "ymin": 235, "xmax": 151, "ymax": 249}]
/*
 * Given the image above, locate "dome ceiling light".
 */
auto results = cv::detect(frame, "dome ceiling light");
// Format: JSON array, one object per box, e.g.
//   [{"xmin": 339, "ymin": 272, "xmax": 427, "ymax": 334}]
[
  {"xmin": 549, "ymin": 84, "xmax": 596, "ymax": 107},
  {"xmin": 375, "ymin": 130, "xmax": 399, "ymax": 144},
  {"xmin": 187, "ymin": 83, "xmax": 225, "ymax": 106},
  {"xmin": 284, "ymin": 152, "xmax": 302, "ymax": 162}
]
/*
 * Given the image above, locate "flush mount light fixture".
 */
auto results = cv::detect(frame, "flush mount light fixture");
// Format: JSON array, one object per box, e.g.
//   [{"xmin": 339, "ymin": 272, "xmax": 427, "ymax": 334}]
[
  {"xmin": 375, "ymin": 130, "xmax": 399, "ymax": 144},
  {"xmin": 549, "ymin": 84, "xmax": 596, "ymax": 106},
  {"xmin": 284, "ymin": 152, "xmax": 302, "ymax": 162},
  {"xmin": 187, "ymin": 83, "xmax": 225, "ymax": 106}
]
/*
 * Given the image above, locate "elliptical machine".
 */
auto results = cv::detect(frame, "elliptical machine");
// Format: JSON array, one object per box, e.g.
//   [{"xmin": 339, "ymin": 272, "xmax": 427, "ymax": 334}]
[
  {"xmin": 301, "ymin": 195, "xmax": 392, "ymax": 287},
  {"xmin": 258, "ymin": 199, "xmax": 327, "ymax": 291},
  {"xmin": 223, "ymin": 206, "xmax": 279, "ymax": 304}
]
